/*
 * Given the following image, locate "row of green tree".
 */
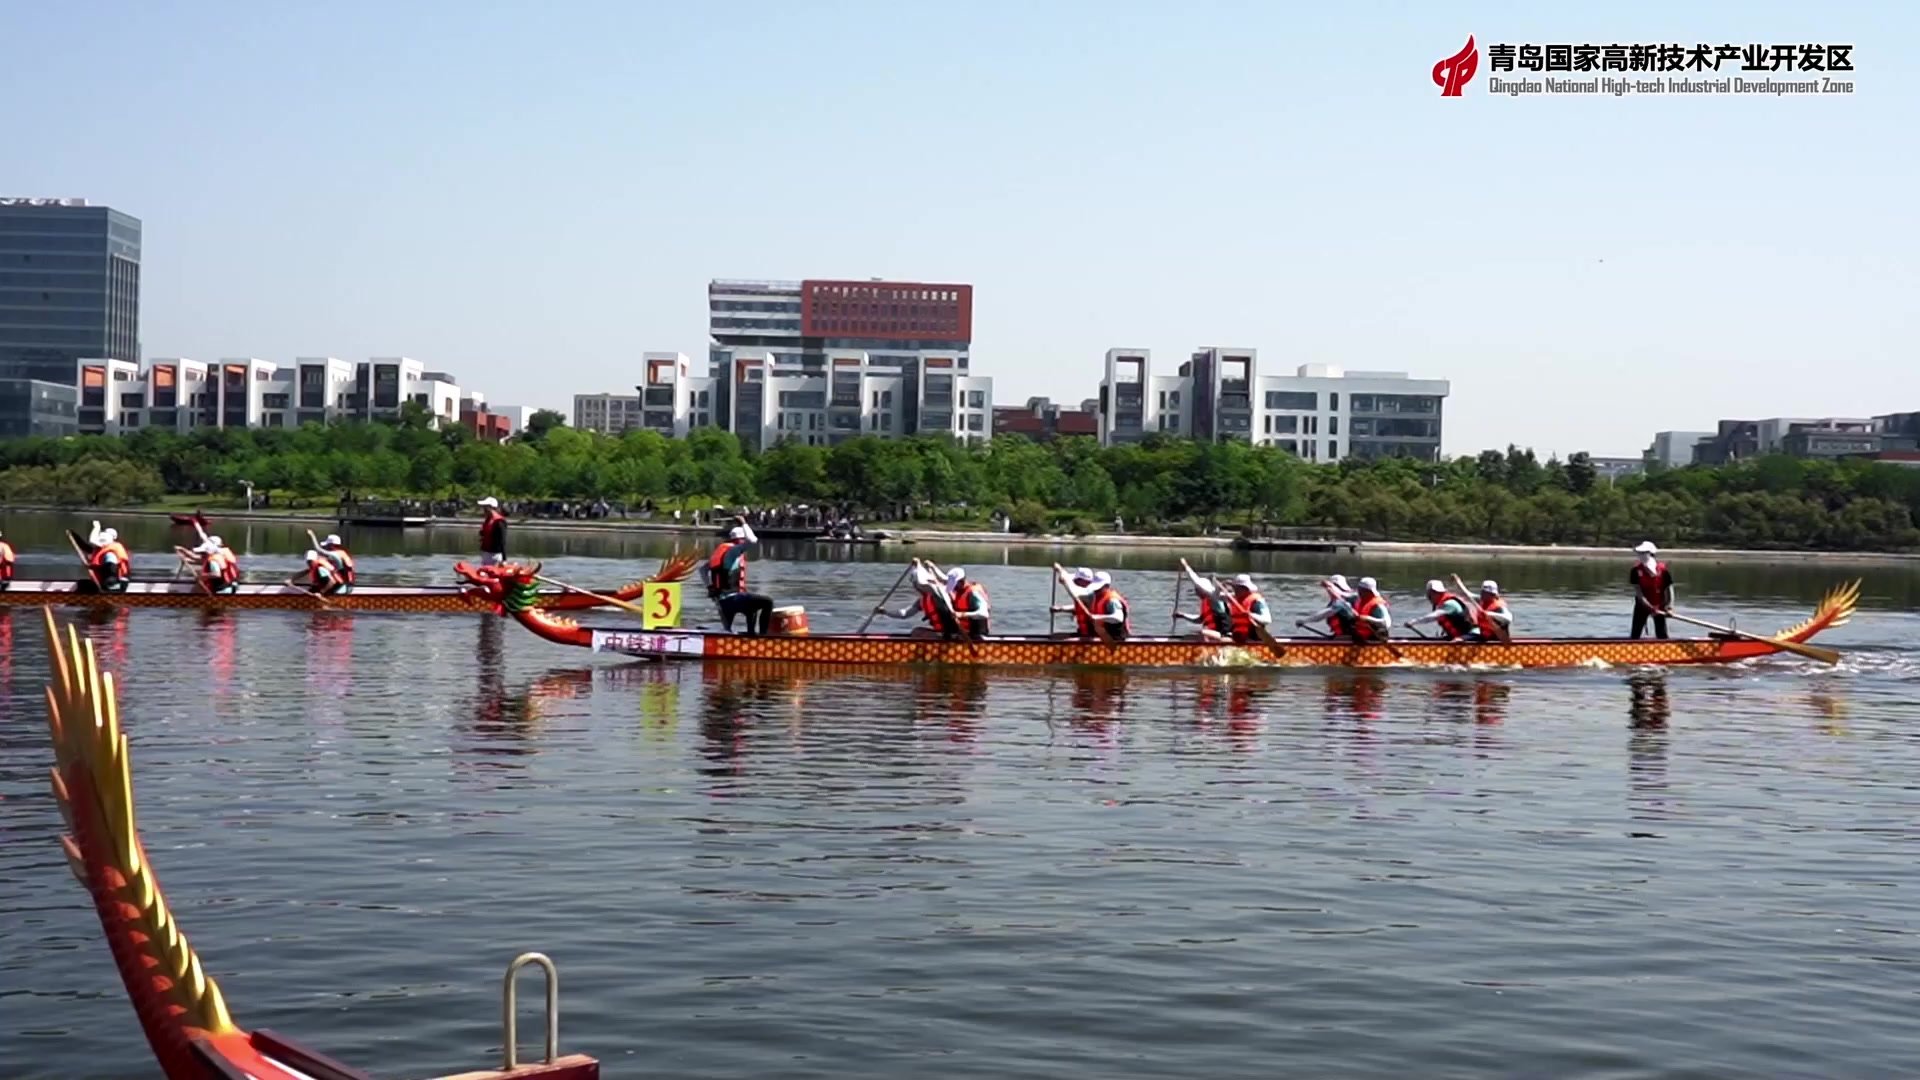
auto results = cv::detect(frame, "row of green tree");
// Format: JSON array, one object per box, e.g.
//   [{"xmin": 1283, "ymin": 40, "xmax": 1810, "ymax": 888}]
[{"xmin": 1, "ymin": 416, "xmax": 1917, "ymax": 551}]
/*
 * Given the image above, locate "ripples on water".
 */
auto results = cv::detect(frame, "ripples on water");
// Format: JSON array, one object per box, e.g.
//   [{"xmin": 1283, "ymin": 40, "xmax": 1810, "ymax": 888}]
[{"xmin": 3, "ymin": 550, "xmax": 1920, "ymax": 1079}]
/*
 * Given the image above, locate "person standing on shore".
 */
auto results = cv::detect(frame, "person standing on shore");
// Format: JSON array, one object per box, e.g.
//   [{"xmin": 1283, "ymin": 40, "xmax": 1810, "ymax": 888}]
[
  {"xmin": 477, "ymin": 497, "xmax": 508, "ymax": 566},
  {"xmin": 1629, "ymin": 541, "xmax": 1675, "ymax": 639}
]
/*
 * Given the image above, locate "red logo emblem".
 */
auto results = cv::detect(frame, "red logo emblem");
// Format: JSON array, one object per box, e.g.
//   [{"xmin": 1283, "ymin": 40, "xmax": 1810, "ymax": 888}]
[{"xmin": 1433, "ymin": 35, "xmax": 1479, "ymax": 96}]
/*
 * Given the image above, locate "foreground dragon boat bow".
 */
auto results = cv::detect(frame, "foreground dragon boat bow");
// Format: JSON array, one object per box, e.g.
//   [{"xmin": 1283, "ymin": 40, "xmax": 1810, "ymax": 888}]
[{"xmin": 39, "ymin": 608, "xmax": 601, "ymax": 1078}]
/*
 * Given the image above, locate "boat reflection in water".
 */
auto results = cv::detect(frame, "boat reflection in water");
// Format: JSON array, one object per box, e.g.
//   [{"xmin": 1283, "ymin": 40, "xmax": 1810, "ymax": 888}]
[{"xmin": 1627, "ymin": 673, "xmax": 1672, "ymax": 833}]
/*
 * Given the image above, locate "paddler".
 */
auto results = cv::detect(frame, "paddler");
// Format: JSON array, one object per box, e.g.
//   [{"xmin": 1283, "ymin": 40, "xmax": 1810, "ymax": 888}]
[
  {"xmin": 1226, "ymin": 574, "xmax": 1273, "ymax": 643},
  {"xmin": 82, "ymin": 521, "xmax": 132, "ymax": 593},
  {"xmin": 0, "ymin": 530, "xmax": 14, "ymax": 590},
  {"xmin": 1629, "ymin": 541, "xmax": 1674, "ymax": 639},
  {"xmin": 1054, "ymin": 569, "xmax": 1131, "ymax": 640},
  {"xmin": 319, "ymin": 534, "xmax": 356, "ymax": 593},
  {"xmin": 1297, "ymin": 575, "xmax": 1391, "ymax": 641},
  {"xmin": 300, "ymin": 548, "xmax": 343, "ymax": 595},
  {"xmin": 476, "ymin": 497, "xmax": 508, "ymax": 566},
  {"xmin": 945, "ymin": 567, "xmax": 991, "ymax": 639},
  {"xmin": 1404, "ymin": 579, "xmax": 1477, "ymax": 640},
  {"xmin": 706, "ymin": 515, "xmax": 773, "ymax": 635},
  {"xmin": 1476, "ymin": 580, "xmax": 1512, "ymax": 638},
  {"xmin": 872, "ymin": 559, "xmax": 962, "ymax": 638},
  {"xmin": 1174, "ymin": 559, "xmax": 1235, "ymax": 642},
  {"xmin": 186, "ymin": 535, "xmax": 241, "ymax": 595}
]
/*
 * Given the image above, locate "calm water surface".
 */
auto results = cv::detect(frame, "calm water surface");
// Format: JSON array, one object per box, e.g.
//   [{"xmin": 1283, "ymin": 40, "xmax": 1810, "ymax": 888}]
[{"xmin": 3, "ymin": 516, "xmax": 1919, "ymax": 1078}]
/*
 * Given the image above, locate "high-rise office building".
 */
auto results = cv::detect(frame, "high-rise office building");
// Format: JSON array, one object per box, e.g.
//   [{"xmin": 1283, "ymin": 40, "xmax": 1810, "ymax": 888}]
[
  {"xmin": 706, "ymin": 278, "xmax": 987, "ymax": 447},
  {"xmin": 0, "ymin": 198, "xmax": 141, "ymax": 382}
]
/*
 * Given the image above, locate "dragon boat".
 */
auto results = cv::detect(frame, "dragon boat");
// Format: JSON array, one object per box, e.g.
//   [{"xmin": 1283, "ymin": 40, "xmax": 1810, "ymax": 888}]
[
  {"xmin": 38, "ymin": 607, "xmax": 600, "ymax": 1078},
  {"xmin": 460, "ymin": 562, "xmax": 1861, "ymax": 672},
  {"xmin": 0, "ymin": 553, "xmax": 697, "ymax": 613}
]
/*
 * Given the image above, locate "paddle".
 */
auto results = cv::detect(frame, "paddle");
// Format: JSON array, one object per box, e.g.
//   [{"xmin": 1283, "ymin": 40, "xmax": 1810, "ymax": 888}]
[
  {"xmin": 1661, "ymin": 609, "xmax": 1841, "ymax": 665},
  {"xmin": 534, "ymin": 574, "xmax": 649, "ymax": 618},
  {"xmin": 1052, "ymin": 563, "xmax": 1114, "ymax": 646},
  {"xmin": 67, "ymin": 531, "xmax": 103, "ymax": 592},
  {"xmin": 1450, "ymin": 573, "xmax": 1509, "ymax": 644},
  {"xmin": 1047, "ymin": 573, "xmax": 1059, "ymax": 636},
  {"xmin": 858, "ymin": 562, "xmax": 916, "ymax": 635},
  {"xmin": 1168, "ymin": 574, "xmax": 1183, "ymax": 637}
]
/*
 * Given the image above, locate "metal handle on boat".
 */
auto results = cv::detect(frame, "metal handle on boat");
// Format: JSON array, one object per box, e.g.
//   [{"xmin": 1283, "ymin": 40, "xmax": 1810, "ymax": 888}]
[{"xmin": 502, "ymin": 951, "xmax": 560, "ymax": 1069}]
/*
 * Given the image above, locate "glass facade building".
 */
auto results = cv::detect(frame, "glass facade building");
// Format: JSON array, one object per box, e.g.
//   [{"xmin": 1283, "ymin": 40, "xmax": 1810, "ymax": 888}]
[
  {"xmin": 0, "ymin": 199, "xmax": 141, "ymax": 387},
  {"xmin": 0, "ymin": 378, "xmax": 79, "ymax": 438}
]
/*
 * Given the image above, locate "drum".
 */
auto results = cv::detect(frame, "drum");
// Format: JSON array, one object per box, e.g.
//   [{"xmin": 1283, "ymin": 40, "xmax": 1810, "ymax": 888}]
[{"xmin": 770, "ymin": 606, "xmax": 810, "ymax": 636}]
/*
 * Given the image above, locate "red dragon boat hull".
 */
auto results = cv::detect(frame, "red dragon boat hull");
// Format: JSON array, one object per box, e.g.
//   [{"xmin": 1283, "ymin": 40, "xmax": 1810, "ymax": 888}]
[{"xmin": 466, "ymin": 565, "xmax": 1859, "ymax": 672}]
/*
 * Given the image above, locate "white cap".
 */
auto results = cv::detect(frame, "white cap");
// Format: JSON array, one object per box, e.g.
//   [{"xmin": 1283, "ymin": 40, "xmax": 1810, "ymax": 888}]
[
  {"xmin": 1480, "ymin": 580, "xmax": 1500, "ymax": 595},
  {"xmin": 304, "ymin": 549, "xmax": 321, "ymax": 561},
  {"xmin": 323, "ymin": 534, "xmax": 342, "ymax": 547},
  {"xmin": 99, "ymin": 528, "xmax": 117, "ymax": 543},
  {"xmin": 477, "ymin": 497, "xmax": 500, "ymax": 508},
  {"xmin": 1358, "ymin": 576, "xmax": 1378, "ymax": 593},
  {"xmin": 1329, "ymin": 574, "xmax": 1350, "ymax": 592},
  {"xmin": 205, "ymin": 536, "xmax": 222, "ymax": 548},
  {"xmin": 1233, "ymin": 574, "xmax": 1255, "ymax": 590},
  {"xmin": 1425, "ymin": 578, "xmax": 1446, "ymax": 594},
  {"xmin": 1072, "ymin": 566, "xmax": 1094, "ymax": 584},
  {"xmin": 1092, "ymin": 571, "xmax": 1113, "ymax": 588},
  {"xmin": 946, "ymin": 567, "xmax": 966, "ymax": 590},
  {"xmin": 1634, "ymin": 541, "xmax": 1657, "ymax": 554},
  {"xmin": 728, "ymin": 525, "xmax": 748, "ymax": 540}
]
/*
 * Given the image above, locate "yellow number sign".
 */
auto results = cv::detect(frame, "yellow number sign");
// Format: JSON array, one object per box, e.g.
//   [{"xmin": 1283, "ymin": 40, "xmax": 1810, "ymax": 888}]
[{"xmin": 642, "ymin": 582, "xmax": 683, "ymax": 629}]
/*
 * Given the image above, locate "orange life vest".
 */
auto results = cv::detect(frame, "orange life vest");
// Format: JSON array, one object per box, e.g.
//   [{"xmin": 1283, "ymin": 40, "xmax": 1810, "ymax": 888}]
[
  {"xmin": 1198, "ymin": 589, "xmax": 1231, "ymax": 634},
  {"xmin": 306, "ymin": 552, "xmax": 337, "ymax": 589},
  {"xmin": 89, "ymin": 541, "xmax": 131, "ymax": 580},
  {"xmin": 953, "ymin": 581, "xmax": 990, "ymax": 638},
  {"xmin": 207, "ymin": 548, "xmax": 240, "ymax": 587},
  {"xmin": 1348, "ymin": 593, "xmax": 1385, "ymax": 640},
  {"xmin": 325, "ymin": 547, "xmax": 356, "ymax": 584},
  {"xmin": 1430, "ymin": 595, "xmax": 1474, "ymax": 639},
  {"xmin": 1087, "ymin": 586, "xmax": 1132, "ymax": 637},
  {"xmin": 1229, "ymin": 590, "xmax": 1266, "ymax": 641},
  {"xmin": 1476, "ymin": 596, "xmax": 1508, "ymax": 638},
  {"xmin": 707, "ymin": 540, "xmax": 748, "ymax": 597}
]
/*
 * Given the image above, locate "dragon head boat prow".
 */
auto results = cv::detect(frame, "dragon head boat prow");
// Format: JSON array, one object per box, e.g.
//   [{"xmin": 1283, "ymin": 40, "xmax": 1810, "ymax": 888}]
[{"xmin": 39, "ymin": 605, "xmax": 601, "ymax": 1079}]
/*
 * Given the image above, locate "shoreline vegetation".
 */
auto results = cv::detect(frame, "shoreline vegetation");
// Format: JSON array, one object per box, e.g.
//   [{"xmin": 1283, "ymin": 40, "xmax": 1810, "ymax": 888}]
[{"xmin": 2, "ymin": 413, "xmax": 1918, "ymax": 561}]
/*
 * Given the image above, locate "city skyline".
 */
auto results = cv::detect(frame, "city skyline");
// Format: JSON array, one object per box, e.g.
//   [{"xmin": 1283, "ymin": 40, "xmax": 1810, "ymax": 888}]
[{"xmin": 4, "ymin": 1, "xmax": 1913, "ymax": 457}]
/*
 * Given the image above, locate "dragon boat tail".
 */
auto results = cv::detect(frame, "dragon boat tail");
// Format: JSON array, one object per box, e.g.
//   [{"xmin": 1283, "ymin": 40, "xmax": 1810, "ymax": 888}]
[{"xmin": 459, "ymin": 563, "xmax": 1860, "ymax": 672}]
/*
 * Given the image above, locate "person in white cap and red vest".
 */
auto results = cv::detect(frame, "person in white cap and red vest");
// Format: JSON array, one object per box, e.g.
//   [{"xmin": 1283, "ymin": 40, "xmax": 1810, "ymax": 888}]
[
  {"xmin": 1298, "ymin": 576, "xmax": 1392, "ymax": 640},
  {"xmin": 1405, "ymin": 579, "xmax": 1476, "ymax": 639},
  {"xmin": 320, "ymin": 534, "xmax": 356, "ymax": 593},
  {"xmin": 476, "ymin": 497, "xmax": 508, "ymax": 566},
  {"xmin": 1629, "ymin": 541, "xmax": 1674, "ymax": 639},
  {"xmin": 707, "ymin": 515, "xmax": 773, "ymax": 634},
  {"xmin": 1476, "ymin": 580, "xmax": 1512, "ymax": 637}
]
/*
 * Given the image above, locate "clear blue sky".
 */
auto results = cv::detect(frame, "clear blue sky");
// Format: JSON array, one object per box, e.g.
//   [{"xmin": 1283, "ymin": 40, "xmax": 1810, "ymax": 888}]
[{"xmin": 4, "ymin": 1, "xmax": 1912, "ymax": 456}]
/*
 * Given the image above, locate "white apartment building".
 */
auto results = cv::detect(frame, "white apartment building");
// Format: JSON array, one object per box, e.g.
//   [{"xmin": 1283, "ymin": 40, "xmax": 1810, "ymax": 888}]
[
  {"xmin": 1098, "ymin": 348, "xmax": 1449, "ymax": 461},
  {"xmin": 76, "ymin": 356, "xmax": 464, "ymax": 434},
  {"xmin": 576, "ymin": 348, "xmax": 992, "ymax": 447}
]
